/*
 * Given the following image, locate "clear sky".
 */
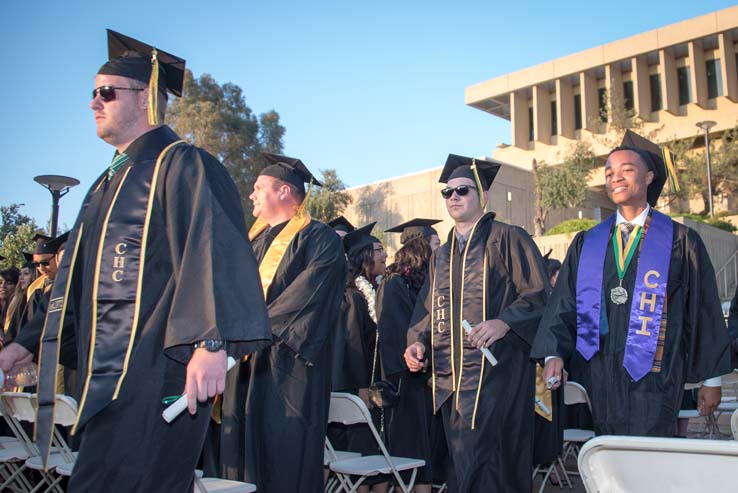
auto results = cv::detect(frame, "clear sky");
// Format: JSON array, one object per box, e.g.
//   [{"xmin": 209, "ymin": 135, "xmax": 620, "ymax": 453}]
[{"xmin": 1, "ymin": 0, "xmax": 736, "ymax": 230}]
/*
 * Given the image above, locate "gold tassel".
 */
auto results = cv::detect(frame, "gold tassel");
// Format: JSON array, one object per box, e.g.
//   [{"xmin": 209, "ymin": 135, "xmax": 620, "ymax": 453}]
[
  {"xmin": 148, "ymin": 49, "xmax": 160, "ymax": 126},
  {"xmin": 662, "ymin": 146, "xmax": 680, "ymax": 193},
  {"xmin": 296, "ymin": 178, "xmax": 314, "ymax": 218},
  {"xmin": 470, "ymin": 159, "xmax": 486, "ymax": 209}
]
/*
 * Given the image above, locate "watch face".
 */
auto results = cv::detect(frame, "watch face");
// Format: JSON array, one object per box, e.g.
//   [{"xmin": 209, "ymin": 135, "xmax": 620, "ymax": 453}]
[{"xmin": 205, "ymin": 340, "xmax": 224, "ymax": 352}]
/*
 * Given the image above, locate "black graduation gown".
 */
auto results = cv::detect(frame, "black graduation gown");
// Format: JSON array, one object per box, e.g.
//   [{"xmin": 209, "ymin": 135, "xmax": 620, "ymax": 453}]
[
  {"xmin": 408, "ymin": 213, "xmax": 549, "ymax": 493},
  {"xmin": 376, "ymin": 274, "xmax": 434, "ymax": 484},
  {"xmin": 215, "ymin": 219, "xmax": 346, "ymax": 492},
  {"xmin": 15, "ymin": 126, "xmax": 271, "ymax": 493},
  {"xmin": 728, "ymin": 285, "xmax": 738, "ymax": 368},
  {"xmin": 531, "ymin": 220, "xmax": 732, "ymax": 436},
  {"xmin": 336, "ymin": 285, "xmax": 377, "ymax": 392}
]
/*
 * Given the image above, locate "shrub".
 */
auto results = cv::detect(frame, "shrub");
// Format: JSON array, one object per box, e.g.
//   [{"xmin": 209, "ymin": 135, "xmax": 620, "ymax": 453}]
[{"xmin": 545, "ymin": 219, "xmax": 598, "ymax": 236}]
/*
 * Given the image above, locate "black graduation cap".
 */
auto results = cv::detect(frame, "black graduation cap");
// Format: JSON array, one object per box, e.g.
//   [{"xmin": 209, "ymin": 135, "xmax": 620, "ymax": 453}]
[
  {"xmin": 261, "ymin": 153, "xmax": 323, "ymax": 189},
  {"xmin": 22, "ymin": 252, "xmax": 34, "ymax": 263},
  {"xmin": 328, "ymin": 216, "xmax": 356, "ymax": 234},
  {"xmin": 45, "ymin": 232, "xmax": 70, "ymax": 254},
  {"xmin": 385, "ymin": 218, "xmax": 441, "ymax": 245},
  {"xmin": 32, "ymin": 234, "xmax": 54, "ymax": 255},
  {"xmin": 438, "ymin": 154, "xmax": 502, "ymax": 189},
  {"xmin": 342, "ymin": 222, "xmax": 380, "ymax": 257},
  {"xmin": 609, "ymin": 130, "xmax": 680, "ymax": 207},
  {"xmin": 99, "ymin": 29, "xmax": 186, "ymax": 97}
]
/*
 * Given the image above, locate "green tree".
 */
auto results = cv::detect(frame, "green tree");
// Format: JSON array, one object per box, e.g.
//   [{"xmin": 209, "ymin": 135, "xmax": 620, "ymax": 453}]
[
  {"xmin": 532, "ymin": 142, "xmax": 599, "ymax": 236},
  {"xmin": 307, "ymin": 169, "xmax": 353, "ymax": 223},
  {"xmin": 0, "ymin": 204, "xmax": 36, "ymax": 243},
  {"xmin": 0, "ymin": 223, "xmax": 37, "ymax": 269},
  {"xmin": 168, "ymin": 70, "xmax": 286, "ymax": 222}
]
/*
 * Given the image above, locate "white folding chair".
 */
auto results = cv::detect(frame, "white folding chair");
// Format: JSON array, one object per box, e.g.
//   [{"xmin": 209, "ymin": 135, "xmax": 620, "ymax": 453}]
[
  {"xmin": 324, "ymin": 438, "xmax": 360, "ymax": 493},
  {"xmin": 327, "ymin": 392, "xmax": 425, "ymax": 493},
  {"xmin": 731, "ymin": 408, "xmax": 738, "ymax": 441},
  {"xmin": 680, "ymin": 381, "xmax": 720, "ymax": 438},
  {"xmin": 578, "ymin": 435, "xmax": 738, "ymax": 492},
  {"xmin": 0, "ymin": 395, "xmax": 36, "ymax": 492},
  {"xmin": 193, "ymin": 469, "xmax": 256, "ymax": 492},
  {"xmin": 25, "ymin": 395, "xmax": 78, "ymax": 484},
  {"xmin": 559, "ymin": 381, "xmax": 596, "ymax": 483},
  {"xmin": 0, "ymin": 392, "xmax": 65, "ymax": 493}
]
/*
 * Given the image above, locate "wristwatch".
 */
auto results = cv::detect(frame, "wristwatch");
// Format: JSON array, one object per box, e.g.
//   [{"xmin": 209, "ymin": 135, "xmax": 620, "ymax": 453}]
[{"xmin": 193, "ymin": 339, "xmax": 226, "ymax": 352}]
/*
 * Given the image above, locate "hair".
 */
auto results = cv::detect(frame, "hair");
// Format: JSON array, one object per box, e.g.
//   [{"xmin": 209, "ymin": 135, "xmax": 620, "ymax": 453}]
[
  {"xmin": 545, "ymin": 258, "xmax": 562, "ymax": 280},
  {"xmin": 347, "ymin": 244, "xmax": 377, "ymax": 288},
  {"xmin": 385, "ymin": 236, "xmax": 433, "ymax": 290},
  {"xmin": 0, "ymin": 268, "xmax": 19, "ymax": 286},
  {"xmin": 271, "ymin": 179, "xmax": 306, "ymax": 205}
]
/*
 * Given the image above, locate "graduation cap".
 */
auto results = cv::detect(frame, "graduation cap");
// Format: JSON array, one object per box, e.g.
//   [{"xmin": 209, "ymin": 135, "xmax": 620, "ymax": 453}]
[
  {"xmin": 609, "ymin": 130, "xmax": 680, "ymax": 207},
  {"xmin": 32, "ymin": 234, "xmax": 54, "ymax": 255},
  {"xmin": 261, "ymin": 153, "xmax": 323, "ymax": 189},
  {"xmin": 22, "ymin": 252, "xmax": 34, "ymax": 263},
  {"xmin": 97, "ymin": 29, "xmax": 186, "ymax": 125},
  {"xmin": 342, "ymin": 222, "xmax": 380, "ymax": 257},
  {"xmin": 385, "ymin": 218, "xmax": 441, "ymax": 245},
  {"xmin": 328, "ymin": 216, "xmax": 356, "ymax": 234},
  {"xmin": 45, "ymin": 232, "xmax": 70, "ymax": 254},
  {"xmin": 439, "ymin": 154, "xmax": 502, "ymax": 208},
  {"xmin": 542, "ymin": 249, "xmax": 561, "ymax": 275}
]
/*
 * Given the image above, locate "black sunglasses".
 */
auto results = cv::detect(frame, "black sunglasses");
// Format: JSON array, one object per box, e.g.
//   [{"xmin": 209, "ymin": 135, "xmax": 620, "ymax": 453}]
[
  {"xmin": 34, "ymin": 260, "xmax": 52, "ymax": 267},
  {"xmin": 92, "ymin": 85, "xmax": 144, "ymax": 102},
  {"xmin": 440, "ymin": 185, "xmax": 477, "ymax": 199}
]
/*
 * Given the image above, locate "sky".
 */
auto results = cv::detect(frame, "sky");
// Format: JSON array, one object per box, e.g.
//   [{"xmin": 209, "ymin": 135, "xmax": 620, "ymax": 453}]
[{"xmin": 1, "ymin": 0, "xmax": 736, "ymax": 230}]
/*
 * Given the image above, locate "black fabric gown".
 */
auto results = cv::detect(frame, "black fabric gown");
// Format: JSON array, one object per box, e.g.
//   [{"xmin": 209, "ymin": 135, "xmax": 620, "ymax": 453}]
[
  {"xmin": 15, "ymin": 126, "xmax": 272, "ymax": 493},
  {"xmin": 376, "ymin": 273, "xmax": 434, "ymax": 484},
  {"xmin": 408, "ymin": 213, "xmax": 549, "ymax": 493},
  {"xmin": 531, "ymin": 218, "xmax": 732, "ymax": 436},
  {"xmin": 213, "ymin": 219, "xmax": 346, "ymax": 493}
]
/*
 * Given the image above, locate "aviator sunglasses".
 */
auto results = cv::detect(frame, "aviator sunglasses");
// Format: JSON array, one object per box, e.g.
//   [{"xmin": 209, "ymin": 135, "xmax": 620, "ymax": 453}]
[
  {"xmin": 440, "ymin": 184, "xmax": 477, "ymax": 199},
  {"xmin": 92, "ymin": 85, "xmax": 144, "ymax": 102}
]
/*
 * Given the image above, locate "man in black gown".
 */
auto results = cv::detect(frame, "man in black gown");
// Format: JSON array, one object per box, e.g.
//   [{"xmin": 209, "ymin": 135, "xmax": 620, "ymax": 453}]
[
  {"xmin": 214, "ymin": 153, "xmax": 346, "ymax": 492},
  {"xmin": 404, "ymin": 155, "xmax": 549, "ymax": 492},
  {"xmin": 532, "ymin": 130, "xmax": 731, "ymax": 436},
  {"xmin": 0, "ymin": 30, "xmax": 271, "ymax": 492}
]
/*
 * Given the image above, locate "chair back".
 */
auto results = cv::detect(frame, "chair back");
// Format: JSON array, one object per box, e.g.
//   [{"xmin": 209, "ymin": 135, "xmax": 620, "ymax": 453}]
[
  {"xmin": 563, "ymin": 381, "xmax": 592, "ymax": 412},
  {"xmin": 53, "ymin": 395, "xmax": 78, "ymax": 427},
  {"xmin": 579, "ymin": 435, "xmax": 738, "ymax": 492},
  {"xmin": 328, "ymin": 392, "xmax": 372, "ymax": 426},
  {"xmin": 0, "ymin": 392, "xmax": 36, "ymax": 422},
  {"xmin": 731, "ymin": 408, "xmax": 738, "ymax": 441}
]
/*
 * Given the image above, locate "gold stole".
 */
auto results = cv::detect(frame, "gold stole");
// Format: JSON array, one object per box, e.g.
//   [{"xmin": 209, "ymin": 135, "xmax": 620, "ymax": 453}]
[
  {"xmin": 248, "ymin": 210, "xmax": 312, "ymax": 299},
  {"xmin": 26, "ymin": 276, "xmax": 45, "ymax": 301},
  {"xmin": 534, "ymin": 366, "xmax": 553, "ymax": 421}
]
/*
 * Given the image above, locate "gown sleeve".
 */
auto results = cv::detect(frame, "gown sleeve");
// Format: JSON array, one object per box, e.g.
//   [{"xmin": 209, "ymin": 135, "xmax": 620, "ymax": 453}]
[
  {"xmin": 407, "ymin": 262, "xmax": 433, "ymax": 351},
  {"xmin": 377, "ymin": 276, "xmax": 414, "ymax": 378}
]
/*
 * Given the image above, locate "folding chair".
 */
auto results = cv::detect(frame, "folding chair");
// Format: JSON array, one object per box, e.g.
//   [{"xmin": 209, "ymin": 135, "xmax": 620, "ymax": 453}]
[
  {"xmin": 679, "ymin": 381, "xmax": 720, "ymax": 438},
  {"xmin": 578, "ymin": 435, "xmax": 738, "ymax": 492},
  {"xmin": 730, "ymin": 408, "xmax": 738, "ymax": 441},
  {"xmin": 324, "ymin": 437, "xmax": 360, "ymax": 493},
  {"xmin": 0, "ymin": 392, "xmax": 65, "ymax": 493},
  {"xmin": 0, "ymin": 395, "xmax": 36, "ymax": 492},
  {"xmin": 327, "ymin": 392, "xmax": 425, "ymax": 493},
  {"xmin": 26, "ymin": 395, "xmax": 79, "ymax": 485},
  {"xmin": 558, "ymin": 381, "xmax": 595, "ymax": 483},
  {"xmin": 193, "ymin": 469, "xmax": 256, "ymax": 492}
]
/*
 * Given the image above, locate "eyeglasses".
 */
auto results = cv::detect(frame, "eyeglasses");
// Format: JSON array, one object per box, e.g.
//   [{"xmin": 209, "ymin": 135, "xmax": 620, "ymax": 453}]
[
  {"xmin": 34, "ymin": 260, "xmax": 52, "ymax": 267},
  {"xmin": 92, "ymin": 85, "xmax": 144, "ymax": 102},
  {"xmin": 440, "ymin": 185, "xmax": 477, "ymax": 199}
]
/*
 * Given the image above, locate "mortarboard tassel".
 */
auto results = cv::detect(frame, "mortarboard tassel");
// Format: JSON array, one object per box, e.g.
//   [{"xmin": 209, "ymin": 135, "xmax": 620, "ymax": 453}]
[
  {"xmin": 148, "ymin": 49, "xmax": 160, "ymax": 126},
  {"xmin": 470, "ymin": 159, "xmax": 486, "ymax": 209},
  {"xmin": 662, "ymin": 146, "xmax": 680, "ymax": 193}
]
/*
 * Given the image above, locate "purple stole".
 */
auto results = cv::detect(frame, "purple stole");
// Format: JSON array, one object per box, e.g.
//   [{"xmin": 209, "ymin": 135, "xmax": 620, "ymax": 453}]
[{"xmin": 576, "ymin": 210, "xmax": 673, "ymax": 381}]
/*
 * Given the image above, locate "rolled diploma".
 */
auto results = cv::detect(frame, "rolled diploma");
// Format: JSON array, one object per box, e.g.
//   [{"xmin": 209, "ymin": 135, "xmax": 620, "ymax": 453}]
[
  {"xmin": 162, "ymin": 356, "xmax": 237, "ymax": 423},
  {"xmin": 461, "ymin": 320, "xmax": 498, "ymax": 366}
]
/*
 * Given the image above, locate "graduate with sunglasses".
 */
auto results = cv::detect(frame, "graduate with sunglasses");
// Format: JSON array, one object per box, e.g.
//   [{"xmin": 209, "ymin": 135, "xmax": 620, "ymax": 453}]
[
  {"xmin": 0, "ymin": 30, "xmax": 271, "ymax": 492},
  {"xmin": 404, "ymin": 154, "xmax": 549, "ymax": 492},
  {"xmin": 532, "ymin": 131, "xmax": 731, "ymax": 437}
]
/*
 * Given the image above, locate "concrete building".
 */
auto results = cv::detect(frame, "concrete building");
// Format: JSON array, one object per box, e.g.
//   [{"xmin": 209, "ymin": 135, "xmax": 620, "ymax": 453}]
[{"xmin": 343, "ymin": 6, "xmax": 738, "ymax": 253}]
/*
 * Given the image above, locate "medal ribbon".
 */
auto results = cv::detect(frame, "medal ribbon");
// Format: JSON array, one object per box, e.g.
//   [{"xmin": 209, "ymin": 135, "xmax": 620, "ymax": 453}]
[{"xmin": 613, "ymin": 225, "xmax": 642, "ymax": 279}]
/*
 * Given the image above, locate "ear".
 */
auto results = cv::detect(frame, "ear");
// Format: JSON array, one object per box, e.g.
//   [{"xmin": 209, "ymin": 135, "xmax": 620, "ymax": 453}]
[{"xmin": 646, "ymin": 170, "xmax": 654, "ymax": 186}]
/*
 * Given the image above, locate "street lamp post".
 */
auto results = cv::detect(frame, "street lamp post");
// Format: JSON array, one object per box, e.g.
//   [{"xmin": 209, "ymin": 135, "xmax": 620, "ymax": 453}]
[
  {"xmin": 33, "ymin": 175, "xmax": 80, "ymax": 236},
  {"xmin": 695, "ymin": 120, "xmax": 717, "ymax": 217}
]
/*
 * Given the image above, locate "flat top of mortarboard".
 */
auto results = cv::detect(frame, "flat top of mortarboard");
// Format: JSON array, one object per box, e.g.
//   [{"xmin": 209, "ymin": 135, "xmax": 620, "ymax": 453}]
[
  {"xmin": 261, "ymin": 152, "xmax": 323, "ymax": 188},
  {"xmin": 32, "ymin": 233, "xmax": 54, "ymax": 255},
  {"xmin": 438, "ymin": 154, "xmax": 502, "ymax": 188},
  {"xmin": 22, "ymin": 252, "xmax": 34, "ymax": 263},
  {"xmin": 45, "ymin": 231, "xmax": 70, "ymax": 254},
  {"xmin": 342, "ymin": 222, "xmax": 379, "ymax": 256},
  {"xmin": 385, "ymin": 218, "xmax": 442, "ymax": 245},
  {"xmin": 328, "ymin": 216, "xmax": 356, "ymax": 233},
  {"xmin": 610, "ymin": 130, "xmax": 668, "ymax": 207},
  {"xmin": 99, "ymin": 29, "xmax": 186, "ymax": 97}
]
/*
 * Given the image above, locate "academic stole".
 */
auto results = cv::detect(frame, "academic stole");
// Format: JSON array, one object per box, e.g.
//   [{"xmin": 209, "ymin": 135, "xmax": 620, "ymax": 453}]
[
  {"xmin": 34, "ymin": 140, "xmax": 184, "ymax": 468},
  {"xmin": 575, "ymin": 211, "xmax": 673, "ymax": 381},
  {"xmin": 430, "ymin": 214, "xmax": 487, "ymax": 429}
]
